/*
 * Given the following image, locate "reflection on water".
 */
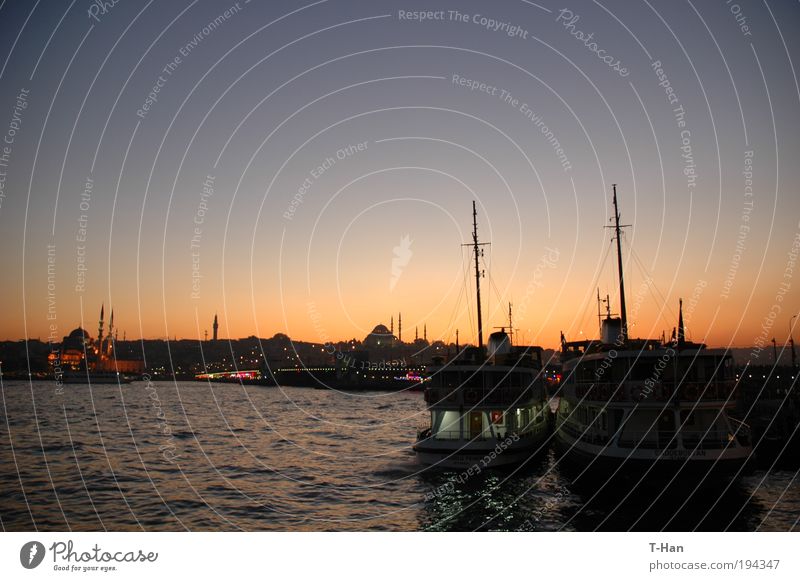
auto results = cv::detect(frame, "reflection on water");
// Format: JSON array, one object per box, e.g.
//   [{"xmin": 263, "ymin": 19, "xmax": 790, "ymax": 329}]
[{"xmin": 0, "ymin": 381, "xmax": 796, "ymax": 531}]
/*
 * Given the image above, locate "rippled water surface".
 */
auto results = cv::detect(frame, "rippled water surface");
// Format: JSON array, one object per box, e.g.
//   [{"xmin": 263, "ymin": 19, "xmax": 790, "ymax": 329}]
[{"xmin": 1, "ymin": 381, "xmax": 797, "ymax": 531}]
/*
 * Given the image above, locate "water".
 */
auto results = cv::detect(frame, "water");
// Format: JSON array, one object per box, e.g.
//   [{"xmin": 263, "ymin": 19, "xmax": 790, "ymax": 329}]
[{"xmin": 0, "ymin": 381, "xmax": 797, "ymax": 531}]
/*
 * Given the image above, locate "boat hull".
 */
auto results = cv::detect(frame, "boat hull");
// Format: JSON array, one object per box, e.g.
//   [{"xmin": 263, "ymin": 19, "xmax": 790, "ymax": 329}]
[
  {"xmin": 414, "ymin": 434, "xmax": 549, "ymax": 470},
  {"xmin": 554, "ymin": 430, "xmax": 751, "ymax": 488}
]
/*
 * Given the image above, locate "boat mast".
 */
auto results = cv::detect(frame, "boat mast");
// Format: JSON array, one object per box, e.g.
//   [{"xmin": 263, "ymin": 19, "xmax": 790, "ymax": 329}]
[
  {"xmin": 612, "ymin": 185, "xmax": 628, "ymax": 342},
  {"xmin": 508, "ymin": 302, "xmax": 514, "ymax": 345},
  {"xmin": 597, "ymin": 288, "xmax": 602, "ymax": 337},
  {"xmin": 472, "ymin": 201, "xmax": 485, "ymax": 349}
]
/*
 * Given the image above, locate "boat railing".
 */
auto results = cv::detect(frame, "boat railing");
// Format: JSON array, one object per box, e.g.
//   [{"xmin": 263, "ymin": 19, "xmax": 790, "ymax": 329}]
[
  {"xmin": 416, "ymin": 426, "xmax": 432, "ymax": 440},
  {"xmin": 420, "ymin": 429, "xmax": 520, "ymax": 442},
  {"xmin": 428, "ymin": 430, "xmax": 466, "ymax": 440},
  {"xmin": 572, "ymin": 380, "xmax": 737, "ymax": 402}
]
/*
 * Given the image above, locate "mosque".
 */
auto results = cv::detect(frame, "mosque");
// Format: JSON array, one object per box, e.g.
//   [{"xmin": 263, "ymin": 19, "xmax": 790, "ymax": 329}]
[
  {"xmin": 361, "ymin": 312, "xmax": 430, "ymax": 354},
  {"xmin": 48, "ymin": 304, "xmax": 144, "ymax": 375}
]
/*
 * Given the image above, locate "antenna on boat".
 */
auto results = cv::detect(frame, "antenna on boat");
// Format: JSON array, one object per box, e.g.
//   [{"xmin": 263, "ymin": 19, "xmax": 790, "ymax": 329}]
[
  {"xmin": 609, "ymin": 185, "xmax": 629, "ymax": 342},
  {"xmin": 464, "ymin": 201, "xmax": 489, "ymax": 349},
  {"xmin": 508, "ymin": 302, "xmax": 513, "ymax": 345},
  {"xmin": 596, "ymin": 289, "xmax": 602, "ymax": 337}
]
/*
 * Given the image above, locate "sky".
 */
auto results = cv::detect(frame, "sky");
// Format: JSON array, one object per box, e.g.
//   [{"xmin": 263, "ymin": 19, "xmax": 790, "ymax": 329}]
[{"xmin": 0, "ymin": 0, "xmax": 798, "ymax": 349}]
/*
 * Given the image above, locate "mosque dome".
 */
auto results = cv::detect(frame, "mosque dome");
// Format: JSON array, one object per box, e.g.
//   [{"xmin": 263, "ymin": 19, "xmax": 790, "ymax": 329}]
[
  {"xmin": 68, "ymin": 327, "xmax": 89, "ymax": 339},
  {"xmin": 63, "ymin": 327, "xmax": 92, "ymax": 351},
  {"xmin": 363, "ymin": 323, "xmax": 396, "ymax": 348}
]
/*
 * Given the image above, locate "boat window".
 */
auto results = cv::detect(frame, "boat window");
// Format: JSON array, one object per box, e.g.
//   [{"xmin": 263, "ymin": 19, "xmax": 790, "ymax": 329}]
[
  {"xmin": 512, "ymin": 408, "xmax": 525, "ymax": 431},
  {"xmin": 704, "ymin": 358, "xmax": 718, "ymax": 381},
  {"xmin": 618, "ymin": 408, "xmax": 659, "ymax": 448},
  {"xmin": 496, "ymin": 371, "xmax": 530, "ymax": 389},
  {"xmin": 432, "ymin": 410, "xmax": 462, "ymax": 440},
  {"xmin": 462, "ymin": 370, "xmax": 484, "ymax": 388},
  {"xmin": 581, "ymin": 360, "xmax": 599, "ymax": 381},
  {"xmin": 631, "ymin": 359, "xmax": 656, "ymax": 381}
]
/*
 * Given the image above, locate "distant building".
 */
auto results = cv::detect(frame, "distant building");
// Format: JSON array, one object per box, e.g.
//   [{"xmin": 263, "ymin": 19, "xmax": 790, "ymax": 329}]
[
  {"xmin": 363, "ymin": 323, "xmax": 397, "ymax": 350},
  {"xmin": 49, "ymin": 327, "xmax": 93, "ymax": 371},
  {"xmin": 47, "ymin": 305, "xmax": 145, "ymax": 375}
]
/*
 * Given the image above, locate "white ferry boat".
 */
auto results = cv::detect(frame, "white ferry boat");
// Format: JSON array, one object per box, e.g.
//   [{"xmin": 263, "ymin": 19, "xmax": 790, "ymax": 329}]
[
  {"xmin": 413, "ymin": 203, "xmax": 550, "ymax": 469},
  {"xmin": 555, "ymin": 186, "xmax": 751, "ymax": 484}
]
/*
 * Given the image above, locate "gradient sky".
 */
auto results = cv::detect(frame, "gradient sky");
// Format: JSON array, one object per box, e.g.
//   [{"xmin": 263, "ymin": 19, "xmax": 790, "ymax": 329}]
[{"xmin": 0, "ymin": 0, "xmax": 798, "ymax": 349}]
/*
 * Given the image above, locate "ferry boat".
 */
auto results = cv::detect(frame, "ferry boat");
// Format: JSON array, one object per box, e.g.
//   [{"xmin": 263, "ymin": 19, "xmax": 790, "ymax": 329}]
[
  {"xmin": 555, "ymin": 186, "xmax": 752, "ymax": 484},
  {"xmin": 413, "ymin": 202, "xmax": 550, "ymax": 469},
  {"xmin": 61, "ymin": 371, "xmax": 132, "ymax": 384}
]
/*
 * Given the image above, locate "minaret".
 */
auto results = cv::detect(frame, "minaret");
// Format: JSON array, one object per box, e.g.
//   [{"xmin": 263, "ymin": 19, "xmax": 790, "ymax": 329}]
[
  {"xmin": 677, "ymin": 298, "xmax": 685, "ymax": 346},
  {"xmin": 415, "ymin": 326, "xmax": 418, "ymax": 342},
  {"xmin": 107, "ymin": 309, "xmax": 115, "ymax": 355},
  {"xmin": 424, "ymin": 324, "xmax": 427, "ymax": 342},
  {"xmin": 398, "ymin": 312, "xmax": 402, "ymax": 343},
  {"xmin": 97, "ymin": 303, "xmax": 105, "ymax": 352},
  {"xmin": 213, "ymin": 314, "xmax": 219, "ymax": 341}
]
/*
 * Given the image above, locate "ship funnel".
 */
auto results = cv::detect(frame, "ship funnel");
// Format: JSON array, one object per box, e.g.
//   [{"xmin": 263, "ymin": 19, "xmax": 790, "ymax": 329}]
[
  {"xmin": 487, "ymin": 329, "xmax": 512, "ymax": 359},
  {"xmin": 601, "ymin": 317, "xmax": 623, "ymax": 345}
]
